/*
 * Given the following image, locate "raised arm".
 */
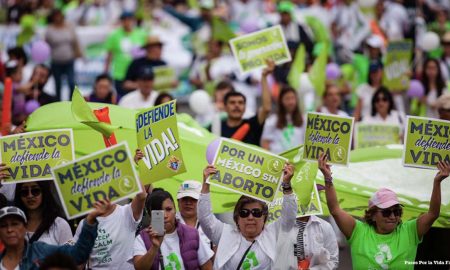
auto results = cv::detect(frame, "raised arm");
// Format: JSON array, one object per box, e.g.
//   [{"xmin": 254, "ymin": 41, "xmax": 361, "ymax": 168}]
[
  {"xmin": 318, "ymin": 153, "xmax": 355, "ymax": 239},
  {"xmin": 257, "ymin": 60, "xmax": 274, "ymax": 125},
  {"xmin": 277, "ymin": 163, "xmax": 297, "ymax": 231},
  {"xmin": 417, "ymin": 161, "xmax": 450, "ymax": 239},
  {"xmin": 131, "ymin": 149, "xmax": 147, "ymax": 221},
  {"xmin": 197, "ymin": 165, "xmax": 225, "ymax": 245}
]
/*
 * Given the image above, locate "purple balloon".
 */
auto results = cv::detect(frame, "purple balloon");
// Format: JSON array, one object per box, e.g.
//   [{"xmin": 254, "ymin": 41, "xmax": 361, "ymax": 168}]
[
  {"xmin": 326, "ymin": 63, "xmax": 341, "ymax": 80},
  {"xmin": 31, "ymin": 40, "xmax": 51, "ymax": 64},
  {"xmin": 407, "ymin": 80, "xmax": 425, "ymax": 98},
  {"xmin": 206, "ymin": 138, "xmax": 221, "ymax": 164},
  {"xmin": 131, "ymin": 47, "xmax": 146, "ymax": 59},
  {"xmin": 240, "ymin": 20, "xmax": 259, "ymax": 34},
  {"xmin": 25, "ymin": 100, "xmax": 40, "ymax": 115}
]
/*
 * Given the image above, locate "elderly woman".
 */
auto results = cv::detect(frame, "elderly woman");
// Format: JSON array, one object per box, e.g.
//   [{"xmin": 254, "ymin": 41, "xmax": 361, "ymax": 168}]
[
  {"xmin": 0, "ymin": 201, "xmax": 109, "ymax": 270},
  {"xmin": 199, "ymin": 163, "xmax": 296, "ymax": 269},
  {"xmin": 318, "ymin": 153, "xmax": 450, "ymax": 269}
]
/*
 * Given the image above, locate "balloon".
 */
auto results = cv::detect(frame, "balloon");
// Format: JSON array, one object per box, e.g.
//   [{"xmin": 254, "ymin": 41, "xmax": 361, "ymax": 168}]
[
  {"xmin": 131, "ymin": 46, "xmax": 146, "ymax": 59},
  {"xmin": 31, "ymin": 41, "xmax": 51, "ymax": 64},
  {"xmin": 189, "ymin": 90, "xmax": 212, "ymax": 115},
  {"xmin": 299, "ymin": 73, "xmax": 314, "ymax": 93},
  {"xmin": 358, "ymin": 0, "xmax": 377, "ymax": 8},
  {"xmin": 240, "ymin": 20, "xmax": 259, "ymax": 34},
  {"xmin": 407, "ymin": 80, "xmax": 425, "ymax": 98},
  {"xmin": 206, "ymin": 138, "xmax": 221, "ymax": 164},
  {"xmin": 25, "ymin": 100, "xmax": 40, "ymax": 115},
  {"xmin": 420, "ymin": 32, "xmax": 440, "ymax": 52},
  {"xmin": 326, "ymin": 63, "xmax": 341, "ymax": 80},
  {"xmin": 340, "ymin": 63, "xmax": 355, "ymax": 81}
]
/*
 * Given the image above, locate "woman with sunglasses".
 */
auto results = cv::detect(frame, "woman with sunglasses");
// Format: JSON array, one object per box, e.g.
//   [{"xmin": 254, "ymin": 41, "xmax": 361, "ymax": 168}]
[
  {"xmin": 198, "ymin": 163, "xmax": 296, "ymax": 269},
  {"xmin": 13, "ymin": 181, "xmax": 72, "ymax": 245},
  {"xmin": 318, "ymin": 153, "xmax": 450, "ymax": 269}
]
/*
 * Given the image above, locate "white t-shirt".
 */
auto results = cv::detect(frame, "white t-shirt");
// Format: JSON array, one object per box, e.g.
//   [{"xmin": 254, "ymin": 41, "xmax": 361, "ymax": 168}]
[
  {"xmin": 261, "ymin": 114, "xmax": 305, "ymax": 154},
  {"xmin": 118, "ymin": 90, "xmax": 159, "ymax": 110},
  {"xmin": 425, "ymin": 89, "xmax": 440, "ymax": 119},
  {"xmin": 223, "ymin": 237, "xmax": 271, "ymax": 270},
  {"xmin": 26, "ymin": 217, "xmax": 73, "ymax": 245},
  {"xmin": 318, "ymin": 106, "xmax": 349, "ymax": 117},
  {"xmin": 356, "ymin": 83, "xmax": 376, "ymax": 120},
  {"xmin": 133, "ymin": 230, "xmax": 214, "ymax": 269},
  {"xmin": 362, "ymin": 110, "xmax": 405, "ymax": 133},
  {"xmin": 74, "ymin": 204, "xmax": 141, "ymax": 270}
]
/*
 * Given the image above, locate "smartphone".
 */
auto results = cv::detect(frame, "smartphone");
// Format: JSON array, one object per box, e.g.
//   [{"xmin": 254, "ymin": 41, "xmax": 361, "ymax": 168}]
[{"xmin": 151, "ymin": 210, "xmax": 165, "ymax": 236}]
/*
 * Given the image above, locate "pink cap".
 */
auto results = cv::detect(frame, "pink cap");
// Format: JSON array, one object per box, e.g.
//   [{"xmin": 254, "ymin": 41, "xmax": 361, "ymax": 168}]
[{"xmin": 368, "ymin": 188, "xmax": 400, "ymax": 209}]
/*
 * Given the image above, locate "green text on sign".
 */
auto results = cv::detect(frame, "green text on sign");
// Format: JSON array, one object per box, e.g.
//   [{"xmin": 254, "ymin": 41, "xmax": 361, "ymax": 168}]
[
  {"xmin": 207, "ymin": 139, "xmax": 287, "ymax": 203},
  {"xmin": 0, "ymin": 129, "xmax": 75, "ymax": 183},
  {"xmin": 136, "ymin": 100, "xmax": 186, "ymax": 184},
  {"xmin": 303, "ymin": 112, "xmax": 354, "ymax": 166},
  {"xmin": 229, "ymin": 25, "xmax": 291, "ymax": 74},
  {"xmin": 52, "ymin": 142, "xmax": 141, "ymax": 219},
  {"xmin": 403, "ymin": 116, "xmax": 450, "ymax": 169}
]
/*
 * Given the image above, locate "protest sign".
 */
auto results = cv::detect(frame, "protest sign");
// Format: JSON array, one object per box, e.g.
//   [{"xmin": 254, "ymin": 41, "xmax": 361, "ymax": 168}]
[
  {"xmin": 207, "ymin": 138, "xmax": 287, "ymax": 203},
  {"xmin": 0, "ymin": 129, "xmax": 75, "ymax": 183},
  {"xmin": 303, "ymin": 113, "xmax": 354, "ymax": 166},
  {"xmin": 52, "ymin": 142, "xmax": 141, "ymax": 219},
  {"xmin": 403, "ymin": 116, "xmax": 450, "ymax": 169},
  {"xmin": 153, "ymin": 66, "xmax": 177, "ymax": 91},
  {"xmin": 382, "ymin": 40, "xmax": 413, "ymax": 91},
  {"xmin": 229, "ymin": 25, "xmax": 291, "ymax": 74},
  {"xmin": 136, "ymin": 100, "xmax": 186, "ymax": 184},
  {"xmin": 354, "ymin": 123, "xmax": 401, "ymax": 149}
]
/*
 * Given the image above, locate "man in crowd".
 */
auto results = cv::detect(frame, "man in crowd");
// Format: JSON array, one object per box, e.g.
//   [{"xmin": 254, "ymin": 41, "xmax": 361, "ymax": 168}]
[{"xmin": 118, "ymin": 66, "xmax": 159, "ymax": 109}]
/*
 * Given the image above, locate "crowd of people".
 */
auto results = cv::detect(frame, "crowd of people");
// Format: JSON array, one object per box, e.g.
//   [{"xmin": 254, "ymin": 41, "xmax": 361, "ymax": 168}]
[{"xmin": 1, "ymin": 0, "xmax": 450, "ymax": 269}]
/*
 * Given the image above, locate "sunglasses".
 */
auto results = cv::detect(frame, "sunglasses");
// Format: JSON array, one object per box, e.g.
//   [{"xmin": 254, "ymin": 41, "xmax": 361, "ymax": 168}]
[
  {"xmin": 375, "ymin": 97, "xmax": 388, "ymax": 103},
  {"xmin": 379, "ymin": 208, "xmax": 402, "ymax": 218},
  {"xmin": 239, "ymin": 208, "xmax": 265, "ymax": 218},
  {"xmin": 20, "ymin": 187, "xmax": 42, "ymax": 198}
]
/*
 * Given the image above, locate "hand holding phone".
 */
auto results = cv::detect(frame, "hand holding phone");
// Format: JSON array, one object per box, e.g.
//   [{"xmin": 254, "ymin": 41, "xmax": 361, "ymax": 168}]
[{"xmin": 151, "ymin": 210, "xmax": 165, "ymax": 237}]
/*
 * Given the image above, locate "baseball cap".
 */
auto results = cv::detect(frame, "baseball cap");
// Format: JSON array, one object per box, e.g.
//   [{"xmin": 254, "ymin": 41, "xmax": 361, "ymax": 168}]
[
  {"xmin": 142, "ymin": 36, "xmax": 164, "ymax": 49},
  {"xmin": 200, "ymin": 0, "xmax": 214, "ymax": 9},
  {"xmin": 120, "ymin": 11, "xmax": 134, "ymax": 20},
  {"xmin": 177, "ymin": 180, "xmax": 202, "ymax": 200},
  {"xmin": 366, "ymin": 35, "xmax": 384, "ymax": 49},
  {"xmin": 436, "ymin": 92, "xmax": 450, "ymax": 110},
  {"xmin": 368, "ymin": 188, "xmax": 400, "ymax": 209},
  {"xmin": 0, "ymin": 206, "xmax": 27, "ymax": 223},
  {"xmin": 137, "ymin": 66, "xmax": 154, "ymax": 80},
  {"xmin": 278, "ymin": 1, "xmax": 295, "ymax": 13}
]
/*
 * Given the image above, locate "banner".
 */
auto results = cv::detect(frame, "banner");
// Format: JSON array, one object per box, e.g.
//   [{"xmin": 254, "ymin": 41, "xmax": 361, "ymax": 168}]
[
  {"xmin": 52, "ymin": 142, "xmax": 141, "ymax": 219},
  {"xmin": 402, "ymin": 116, "xmax": 450, "ymax": 169},
  {"xmin": 229, "ymin": 25, "xmax": 291, "ymax": 74},
  {"xmin": 382, "ymin": 40, "xmax": 413, "ymax": 91},
  {"xmin": 0, "ymin": 129, "xmax": 75, "ymax": 183},
  {"xmin": 354, "ymin": 123, "xmax": 401, "ymax": 149},
  {"xmin": 303, "ymin": 112, "xmax": 354, "ymax": 166},
  {"xmin": 207, "ymin": 138, "xmax": 287, "ymax": 203},
  {"xmin": 136, "ymin": 100, "xmax": 186, "ymax": 184},
  {"xmin": 153, "ymin": 66, "xmax": 177, "ymax": 91}
]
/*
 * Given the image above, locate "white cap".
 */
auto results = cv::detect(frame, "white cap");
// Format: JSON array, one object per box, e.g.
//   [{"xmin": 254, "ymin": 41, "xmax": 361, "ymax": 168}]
[
  {"xmin": 200, "ymin": 0, "xmax": 214, "ymax": 9},
  {"xmin": 0, "ymin": 206, "xmax": 27, "ymax": 223},
  {"xmin": 366, "ymin": 35, "xmax": 384, "ymax": 49},
  {"xmin": 177, "ymin": 180, "xmax": 202, "ymax": 200}
]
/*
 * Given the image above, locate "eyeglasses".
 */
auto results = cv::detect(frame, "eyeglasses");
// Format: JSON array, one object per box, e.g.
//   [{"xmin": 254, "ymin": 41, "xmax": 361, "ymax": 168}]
[
  {"xmin": 20, "ymin": 188, "xmax": 42, "ymax": 198},
  {"xmin": 239, "ymin": 208, "xmax": 265, "ymax": 218},
  {"xmin": 375, "ymin": 97, "xmax": 388, "ymax": 103},
  {"xmin": 379, "ymin": 208, "xmax": 402, "ymax": 218}
]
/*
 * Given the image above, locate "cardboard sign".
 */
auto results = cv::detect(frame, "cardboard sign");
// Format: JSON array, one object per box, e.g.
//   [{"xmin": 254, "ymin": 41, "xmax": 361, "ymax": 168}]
[
  {"xmin": 303, "ymin": 113, "xmax": 354, "ymax": 166},
  {"xmin": 207, "ymin": 138, "xmax": 287, "ymax": 203},
  {"xmin": 229, "ymin": 25, "xmax": 291, "ymax": 74},
  {"xmin": 0, "ymin": 129, "xmax": 75, "ymax": 183},
  {"xmin": 136, "ymin": 100, "xmax": 186, "ymax": 184},
  {"xmin": 52, "ymin": 142, "xmax": 141, "ymax": 219},
  {"xmin": 153, "ymin": 66, "xmax": 177, "ymax": 91},
  {"xmin": 382, "ymin": 40, "xmax": 413, "ymax": 91},
  {"xmin": 403, "ymin": 116, "xmax": 450, "ymax": 169},
  {"xmin": 354, "ymin": 123, "xmax": 401, "ymax": 149}
]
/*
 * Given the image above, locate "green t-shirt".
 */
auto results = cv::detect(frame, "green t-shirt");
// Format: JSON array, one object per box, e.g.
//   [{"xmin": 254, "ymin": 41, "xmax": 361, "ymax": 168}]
[
  {"xmin": 105, "ymin": 27, "xmax": 147, "ymax": 80},
  {"xmin": 348, "ymin": 219, "xmax": 421, "ymax": 270}
]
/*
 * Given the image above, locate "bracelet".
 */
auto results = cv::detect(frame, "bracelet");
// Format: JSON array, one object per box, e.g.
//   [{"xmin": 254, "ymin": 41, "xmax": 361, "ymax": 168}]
[
  {"xmin": 282, "ymin": 186, "xmax": 293, "ymax": 193},
  {"xmin": 325, "ymin": 176, "xmax": 333, "ymax": 186}
]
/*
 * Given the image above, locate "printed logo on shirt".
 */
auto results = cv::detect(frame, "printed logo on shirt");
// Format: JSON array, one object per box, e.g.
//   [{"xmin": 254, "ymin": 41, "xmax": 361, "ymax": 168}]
[
  {"xmin": 165, "ymin": 252, "xmax": 181, "ymax": 270},
  {"xmin": 93, "ymin": 228, "xmax": 113, "ymax": 264},
  {"xmin": 374, "ymin": 243, "xmax": 392, "ymax": 269},
  {"xmin": 242, "ymin": 251, "xmax": 259, "ymax": 270}
]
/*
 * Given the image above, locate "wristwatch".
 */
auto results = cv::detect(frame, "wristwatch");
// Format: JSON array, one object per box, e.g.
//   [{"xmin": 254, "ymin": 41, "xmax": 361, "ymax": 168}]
[
  {"xmin": 281, "ymin": 182, "xmax": 292, "ymax": 192},
  {"xmin": 325, "ymin": 176, "xmax": 333, "ymax": 186}
]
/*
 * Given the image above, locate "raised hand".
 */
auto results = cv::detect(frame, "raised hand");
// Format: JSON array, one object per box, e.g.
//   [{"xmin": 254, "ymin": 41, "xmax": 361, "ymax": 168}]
[
  {"xmin": 318, "ymin": 153, "xmax": 332, "ymax": 180},
  {"xmin": 203, "ymin": 165, "xmax": 217, "ymax": 183},
  {"xmin": 86, "ymin": 199, "xmax": 112, "ymax": 225},
  {"xmin": 435, "ymin": 161, "xmax": 450, "ymax": 182},
  {"xmin": 134, "ymin": 149, "xmax": 144, "ymax": 164},
  {"xmin": 262, "ymin": 59, "xmax": 275, "ymax": 77},
  {"xmin": 146, "ymin": 226, "xmax": 164, "ymax": 249},
  {"xmin": 282, "ymin": 163, "xmax": 294, "ymax": 183}
]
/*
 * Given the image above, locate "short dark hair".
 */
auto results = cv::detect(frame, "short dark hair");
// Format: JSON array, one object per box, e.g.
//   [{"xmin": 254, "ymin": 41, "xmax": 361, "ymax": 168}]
[
  {"xmin": 154, "ymin": 92, "xmax": 174, "ymax": 106},
  {"xmin": 7, "ymin": 47, "xmax": 27, "ymax": 66},
  {"xmin": 215, "ymin": 81, "xmax": 235, "ymax": 92},
  {"xmin": 33, "ymin": 64, "xmax": 51, "ymax": 79},
  {"xmin": 95, "ymin": 73, "xmax": 113, "ymax": 84},
  {"xmin": 371, "ymin": 86, "xmax": 395, "ymax": 116},
  {"xmin": 145, "ymin": 188, "xmax": 175, "ymax": 213},
  {"xmin": 224, "ymin": 91, "xmax": 246, "ymax": 105},
  {"xmin": 39, "ymin": 252, "xmax": 77, "ymax": 270},
  {"xmin": 233, "ymin": 195, "xmax": 268, "ymax": 227}
]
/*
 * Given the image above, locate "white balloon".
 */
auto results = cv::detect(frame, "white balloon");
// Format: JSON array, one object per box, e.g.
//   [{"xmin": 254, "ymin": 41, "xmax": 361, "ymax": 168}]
[
  {"xmin": 420, "ymin": 32, "xmax": 440, "ymax": 52},
  {"xmin": 299, "ymin": 73, "xmax": 314, "ymax": 94},
  {"xmin": 358, "ymin": 0, "xmax": 377, "ymax": 8},
  {"xmin": 189, "ymin": 90, "xmax": 212, "ymax": 115}
]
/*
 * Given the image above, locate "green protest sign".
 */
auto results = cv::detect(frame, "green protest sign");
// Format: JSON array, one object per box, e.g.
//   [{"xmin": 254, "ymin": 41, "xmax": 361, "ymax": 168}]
[
  {"xmin": 229, "ymin": 25, "xmax": 291, "ymax": 74},
  {"xmin": 354, "ymin": 123, "xmax": 401, "ymax": 149},
  {"xmin": 207, "ymin": 138, "xmax": 287, "ymax": 203},
  {"xmin": 136, "ymin": 100, "xmax": 186, "ymax": 184},
  {"xmin": 0, "ymin": 129, "xmax": 75, "ymax": 183},
  {"xmin": 303, "ymin": 112, "xmax": 354, "ymax": 166},
  {"xmin": 402, "ymin": 116, "xmax": 450, "ymax": 169},
  {"xmin": 382, "ymin": 40, "xmax": 413, "ymax": 91},
  {"xmin": 268, "ymin": 181, "xmax": 323, "ymax": 223},
  {"xmin": 153, "ymin": 66, "xmax": 177, "ymax": 91},
  {"xmin": 52, "ymin": 142, "xmax": 141, "ymax": 219}
]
